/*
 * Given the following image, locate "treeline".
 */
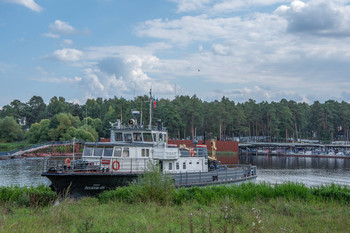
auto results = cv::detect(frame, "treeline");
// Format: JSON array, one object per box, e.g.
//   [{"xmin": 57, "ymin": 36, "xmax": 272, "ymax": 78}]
[{"xmin": 1, "ymin": 95, "xmax": 350, "ymax": 143}]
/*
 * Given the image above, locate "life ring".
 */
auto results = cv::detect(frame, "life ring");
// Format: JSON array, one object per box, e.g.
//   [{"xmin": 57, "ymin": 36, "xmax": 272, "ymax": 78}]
[
  {"xmin": 190, "ymin": 149, "xmax": 195, "ymax": 157},
  {"xmin": 64, "ymin": 158, "xmax": 71, "ymax": 167},
  {"xmin": 112, "ymin": 160, "xmax": 120, "ymax": 170}
]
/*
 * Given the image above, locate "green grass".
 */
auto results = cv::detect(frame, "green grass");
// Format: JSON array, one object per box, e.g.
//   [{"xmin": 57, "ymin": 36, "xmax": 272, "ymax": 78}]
[
  {"xmin": 0, "ymin": 185, "xmax": 57, "ymax": 208},
  {"xmin": 1, "ymin": 176, "xmax": 350, "ymax": 232},
  {"xmin": 1, "ymin": 195, "xmax": 349, "ymax": 232},
  {"xmin": 0, "ymin": 141, "xmax": 31, "ymax": 152}
]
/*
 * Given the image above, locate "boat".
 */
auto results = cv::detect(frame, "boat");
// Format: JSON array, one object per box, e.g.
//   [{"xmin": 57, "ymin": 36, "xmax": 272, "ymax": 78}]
[{"xmin": 41, "ymin": 91, "xmax": 257, "ymax": 198}]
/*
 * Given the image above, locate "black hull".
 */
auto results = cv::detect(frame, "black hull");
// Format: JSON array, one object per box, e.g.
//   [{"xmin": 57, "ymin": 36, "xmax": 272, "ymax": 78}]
[
  {"xmin": 42, "ymin": 171, "xmax": 257, "ymax": 198},
  {"xmin": 42, "ymin": 172, "xmax": 140, "ymax": 198}
]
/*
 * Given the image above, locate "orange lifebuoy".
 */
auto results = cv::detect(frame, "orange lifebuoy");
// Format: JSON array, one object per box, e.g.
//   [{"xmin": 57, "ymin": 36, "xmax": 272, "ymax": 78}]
[
  {"xmin": 65, "ymin": 158, "xmax": 71, "ymax": 167},
  {"xmin": 190, "ymin": 149, "xmax": 195, "ymax": 157},
  {"xmin": 112, "ymin": 160, "xmax": 120, "ymax": 170}
]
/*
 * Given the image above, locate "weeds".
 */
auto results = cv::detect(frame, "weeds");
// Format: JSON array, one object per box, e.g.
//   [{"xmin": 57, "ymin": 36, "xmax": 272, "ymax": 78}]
[
  {"xmin": 0, "ymin": 185, "xmax": 56, "ymax": 208},
  {"xmin": 98, "ymin": 162, "xmax": 174, "ymax": 205}
]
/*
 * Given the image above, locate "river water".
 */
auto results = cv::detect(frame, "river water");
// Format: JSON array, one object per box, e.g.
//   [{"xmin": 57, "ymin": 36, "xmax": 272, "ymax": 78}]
[{"xmin": 1, "ymin": 156, "xmax": 350, "ymax": 187}]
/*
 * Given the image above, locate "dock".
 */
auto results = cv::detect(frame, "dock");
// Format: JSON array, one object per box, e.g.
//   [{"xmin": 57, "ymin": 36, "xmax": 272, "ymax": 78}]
[{"xmin": 239, "ymin": 142, "xmax": 350, "ymax": 159}]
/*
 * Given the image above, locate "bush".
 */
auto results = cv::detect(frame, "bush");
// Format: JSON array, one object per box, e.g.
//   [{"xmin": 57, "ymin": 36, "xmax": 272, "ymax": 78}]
[{"xmin": 0, "ymin": 185, "xmax": 57, "ymax": 207}]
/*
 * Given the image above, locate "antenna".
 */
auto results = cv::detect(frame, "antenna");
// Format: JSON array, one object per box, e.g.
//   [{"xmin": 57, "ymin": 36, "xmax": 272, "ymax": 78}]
[
  {"xmin": 149, "ymin": 88, "xmax": 152, "ymax": 129},
  {"xmin": 85, "ymin": 102, "xmax": 87, "ymax": 131}
]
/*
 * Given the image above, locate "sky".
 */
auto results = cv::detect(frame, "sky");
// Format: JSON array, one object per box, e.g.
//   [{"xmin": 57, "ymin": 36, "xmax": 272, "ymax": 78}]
[{"xmin": 1, "ymin": 0, "xmax": 350, "ymax": 108}]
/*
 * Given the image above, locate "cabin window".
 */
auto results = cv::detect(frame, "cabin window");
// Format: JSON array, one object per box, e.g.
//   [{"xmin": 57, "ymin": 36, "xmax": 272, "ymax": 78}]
[
  {"xmin": 197, "ymin": 161, "xmax": 199, "ymax": 164},
  {"xmin": 124, "ymin": 133, "xmax": 132, "ymax": 142},
  {"xmin": 94, "ymin": 147, "xmax": 103, "ymax": 157},
  {"xmin": 83, "ymin": 147, "xmax": 93, "ymax": 156},
  {"xmin": 104, "ymin": 147, "xmax": 113, "ymax": 157},
  {"xmin": 133, "ymin": 133, "xmax": 142, "ymax": 142},
  {"xmin": 176, "ymin": 162, "xmax": 179, "ymax": 170},
  {"xmin": 142, "ymin": 149, "xmax": 150, "ymax": 157},
  {"xmin": 183, "ymin": 162, "xmax": 186, "ymax": 169},
  {"xmin": 189, "ymin": 162, "xmax": 192, "ymax": 165},
  {"xmin": 143, "ymin": 133, "xmax": 153, "ymax": 142},
  {"xmin": 122, "ymin": 148, "xmax": 129, "ymax": 157},
  {"xmin": 115, "ymin": 132, "xmax": 123, "ymax": 141},
  {"xmin": 114, "ymin": 148, "xmax": 122, "ymax": 157},
  {"xmin": 169, "ymin": 162, "xmax": 173, "ymax": 170}
]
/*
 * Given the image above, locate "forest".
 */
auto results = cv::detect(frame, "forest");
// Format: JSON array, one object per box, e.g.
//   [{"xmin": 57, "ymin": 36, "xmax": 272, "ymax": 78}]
[{"xmin": 1, "ymin": 95, "xmax": 350, "ymax": 144}]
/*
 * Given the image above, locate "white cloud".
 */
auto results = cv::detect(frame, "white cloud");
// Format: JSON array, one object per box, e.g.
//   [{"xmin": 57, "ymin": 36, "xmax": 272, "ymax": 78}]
[
  {"xmin": 5, "ymin": 0, "xmax": 43, "ymax": 12},
  {"xmin": 169, "ymin": 0, "xmax": 212, "ymax": 12},
  {"xmin": 170, "ymin": 0, "xmax": 290, "ymax": 14},
  {"xmin": 49, "ymin": 20, "xmax": 77, "ymax": 34},
  {"xmin": 137, "ymin": 15, "xmax": 244, "ymax": 45},
  {"xmin": 44, "ymin": 20, "xmax": 86, "ymax": 39},
  {"xmin": 77, "ymin": 55, "xmax": 175, "ymax": 98},
  {"xmin": 61, "ymin": 39, "xmax": 73, "ymax": 46},
  {"xmin": 52, "ymin": 48, "xmax": 84, "ymax": 62},
  {"xmin": 31, "ymin": 76, "xmax": 82, "ymax": 85},
  {"xmin": 275, "ymin": 0, "xmax": 350, "ymax": 36}
]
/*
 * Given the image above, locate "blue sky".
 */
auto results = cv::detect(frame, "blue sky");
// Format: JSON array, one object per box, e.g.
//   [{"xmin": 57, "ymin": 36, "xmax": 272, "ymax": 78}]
[{"xmin": 1, "ymin": 0, "xmax": 350, "ymax": 107}]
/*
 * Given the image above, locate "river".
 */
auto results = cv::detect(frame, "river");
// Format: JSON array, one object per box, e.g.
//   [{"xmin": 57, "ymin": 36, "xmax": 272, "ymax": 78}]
[{"xmin": 1, "ymin": 155, "xmax": 350, "ymax": 187}]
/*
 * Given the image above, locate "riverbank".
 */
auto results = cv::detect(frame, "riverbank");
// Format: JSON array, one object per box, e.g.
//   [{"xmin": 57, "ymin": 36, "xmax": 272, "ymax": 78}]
[
  {"xmin": 1, "ymin": 183, "xmax": 350, "ymax": 232},
  {"xmin": 0, "ymin": 142, "xmax": 31, "ymax": 152}
]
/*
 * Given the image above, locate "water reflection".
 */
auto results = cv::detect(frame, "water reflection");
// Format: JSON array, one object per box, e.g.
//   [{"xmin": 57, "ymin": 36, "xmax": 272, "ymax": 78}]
[
  {"xmin": 0, "ymin": 157, "xmax": 50, "ymax": 187},
  {"xmin": 240, "ymin": 155, "xmax": 350, "ymax": 187}
]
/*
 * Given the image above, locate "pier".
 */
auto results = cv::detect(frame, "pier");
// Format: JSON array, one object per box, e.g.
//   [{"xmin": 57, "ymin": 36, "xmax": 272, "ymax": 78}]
[
  {"xmin": 239, "ymin": 142, "xmax": 350, "ymax": 159},
  {"xmin": 0, "ymin": 140, "xmax": 84, "ymax": 160}
]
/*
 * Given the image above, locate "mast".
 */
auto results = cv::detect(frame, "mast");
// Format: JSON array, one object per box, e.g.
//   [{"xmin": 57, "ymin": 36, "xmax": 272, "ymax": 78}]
[{"xmin": 149, "ymin": 89, "xmax": 152, "ymax": 129}]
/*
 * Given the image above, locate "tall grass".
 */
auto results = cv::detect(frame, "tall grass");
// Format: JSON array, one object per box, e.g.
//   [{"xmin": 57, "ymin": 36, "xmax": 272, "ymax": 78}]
[
  {"xmin": 0, "ymin": 185, "xmax": 57, "ymax": 207},
  {"xmin": 99, "ymin": 180, "xmax": 350, "ymax": 206},
  {"xmin": 98, "ymin": 163, "xmax": 174, "ymax": 204}
]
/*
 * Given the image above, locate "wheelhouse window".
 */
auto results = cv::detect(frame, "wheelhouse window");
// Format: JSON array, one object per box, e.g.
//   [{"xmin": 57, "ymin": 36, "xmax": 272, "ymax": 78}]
[
  {"xmin": 104, "ymin": 147, "xmax": 113, "ymax": 157},
  {"xmin": 176, "ymin": 162, "xmax": 179, "ymax": 170},
  {"xmin": 124, "ymin": 133, "xmax": 132, "ymax": 142},
  {"xmin": 142, "ymin": 149, "xmax": 150, "ymax": 157},
  {"xmin": 169, "ymin": 162, "xmax": 173, "ymax": 170},
  {"xmin": 122, "ymin": 148, "xmax": 129, "ymax": 157},
  {"xmin": 114, "ymin": 148, "xmax": 122, "ymax": 157},
  {"xmin": 153, "ymin": 133, "xmax": 157, "ymax": 142},
  {"xmin": 94, "ymin": 147, "xmax": 103, "ymax": 157},
  {"xmin": 143, "ymin": 133, "xmax": 153, "ymax": 142},
  {"xmin": 115, "ymin": 132, "xmax": 123, "ymax": 141},
  {"xmin": 133, "ymin": 133, "xmax": 142, "ymax": 142},
  {"xmin": 183, "ymin": 162, "xmax": 186, "ymax": 169},
  {"xmin": 159, "ymin": 133, "xmax": 163, "ymax": 142},
  {"xmin": 83, "ymin": 147, "xmax": 93, "ymax": 156}
]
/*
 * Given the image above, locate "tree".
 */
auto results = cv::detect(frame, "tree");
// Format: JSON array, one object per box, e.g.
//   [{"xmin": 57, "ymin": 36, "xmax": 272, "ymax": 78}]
[
  {"xmin": 102, "ymin": 106, "xmax": 118, "ymax": 138},
  {"xmin": 0, "ymin": 117, "xmax": 23, "ymax": 142},
  {"xmin": 48, "ymin": 113, "xmax": 81, "ymax": 141},
  {"xmin": 47, "ymin": 96, "xmax": 69, "ymax": 117},
  {"xmin": 156, "ymin": 100, "xmax": 184, "ymax": 139},
  {"xmin": 26, "ymin": 96, "xmax": 47, "ymax": 126},
  {"xmin": 10, "ymin": 100, "xmax": 27, "ymax": 124},
  {"xmin": 26, "ymin": 119, "xmax": 50, "ymax": 143}
]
